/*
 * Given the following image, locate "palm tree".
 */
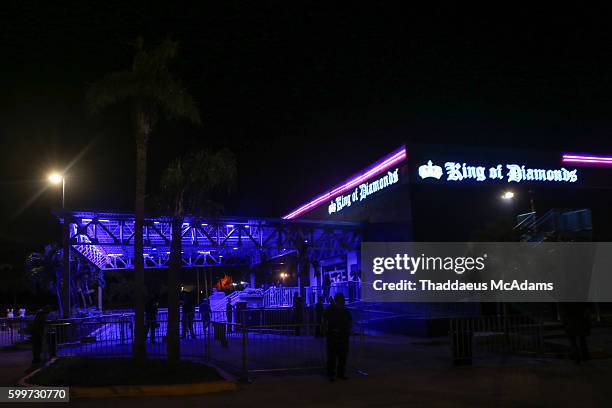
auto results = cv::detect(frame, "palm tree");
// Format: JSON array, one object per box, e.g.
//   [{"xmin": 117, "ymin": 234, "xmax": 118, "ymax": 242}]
[
  {"xmin": 160, "ymin": 149, "xmax": 237, "ymax": 363},
  {"xmin": 87, "ymin": 38, "xmax": 201, "ymax": 361},
  {"xmin": 26, "ymin": 246, "xmax": 105, "ymax": 315},
  {"xmin": 26, "ymin": 245, "xmax": 63, "ymax": 315}
]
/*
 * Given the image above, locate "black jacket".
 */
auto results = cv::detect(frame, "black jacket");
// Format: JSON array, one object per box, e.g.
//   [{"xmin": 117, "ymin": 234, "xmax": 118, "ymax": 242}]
[{"xmin": 324, "ymin": 304, "xmax": 352, "ymax": 340}]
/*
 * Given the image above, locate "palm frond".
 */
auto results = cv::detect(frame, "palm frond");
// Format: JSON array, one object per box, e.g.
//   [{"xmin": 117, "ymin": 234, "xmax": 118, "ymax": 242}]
[
  {"xmin": 87, "ymin": 71, "xmax": 139, "ymax": 114},
  {"xmin": 151, "ymin": 74, "xmax": 201, "ymax": 125},
  {"xmin": 89, "ymin": 37, "xmax": 200, "ymax": 125}
]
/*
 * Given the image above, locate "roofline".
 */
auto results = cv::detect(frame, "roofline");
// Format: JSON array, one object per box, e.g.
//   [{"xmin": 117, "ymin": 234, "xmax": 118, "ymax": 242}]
[{"xmin": 52, "ymin": 210, "xmax": 362, "ymax": 229}]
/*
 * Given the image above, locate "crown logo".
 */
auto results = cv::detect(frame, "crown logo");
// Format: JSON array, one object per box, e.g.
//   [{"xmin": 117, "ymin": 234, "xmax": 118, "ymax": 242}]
[
  {"xmin": 418, "ymin": 160, "xmax": 443, "ymax": 180},
  {"xmin": 328, "ymin": 201, "xmax": 337, "ymax": 214}
]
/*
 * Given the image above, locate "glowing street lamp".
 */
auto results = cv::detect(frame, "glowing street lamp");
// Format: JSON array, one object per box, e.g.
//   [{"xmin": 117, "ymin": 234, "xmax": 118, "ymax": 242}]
[
  {"xmin": 48, "ymin": 172, "xmax": 62, "ymax": 184},
  {"xmin": 501, "ymin": 191, "xmax": 514, "ymax": 200},
  {"xmin": 48, "ymin": 172, "xmax": 66, "ymax": 208},
  {"xmin": 48, "ymin": 171, "xmax": 69, "ymax": 317}
]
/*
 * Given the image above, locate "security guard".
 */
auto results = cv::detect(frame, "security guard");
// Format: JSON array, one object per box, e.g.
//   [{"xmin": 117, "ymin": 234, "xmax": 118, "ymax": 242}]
[{"xmin": 324, "ymin": 293, "xmax": 352, "ymax": 381}]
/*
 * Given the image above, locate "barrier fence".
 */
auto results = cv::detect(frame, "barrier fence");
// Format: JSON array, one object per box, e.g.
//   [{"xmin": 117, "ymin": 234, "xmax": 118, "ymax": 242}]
[
  {"xmin": 449, "ymin": 314, "xmax": 543, "ymax": 365},
  {"xmin": 206, "ymin": 322, "xmax": 365, "ymax": 378},
  {"xmin": 42, "ymin": 313, "xmax": 364, "ymax": 379},
  {"xmin": 34, "ymin": 310, "xmax": 546, "ymax": 377},
  {"xmin": 0, "ymin": 318, "xmax": 31, "ymax": 347}
]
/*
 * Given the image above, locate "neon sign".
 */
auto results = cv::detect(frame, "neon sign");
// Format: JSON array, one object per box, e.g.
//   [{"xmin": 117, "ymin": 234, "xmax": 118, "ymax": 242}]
[
  {"xmin": 283, "ymin": 146, "xmax": 407, "ymax": 219},
  {"xmin": 418, "ymin": 161, "xmax": 578, "ymax": 183},
  {"xmin": 328, "ymin": 168, "xmax": 400, "ymax": 214}
]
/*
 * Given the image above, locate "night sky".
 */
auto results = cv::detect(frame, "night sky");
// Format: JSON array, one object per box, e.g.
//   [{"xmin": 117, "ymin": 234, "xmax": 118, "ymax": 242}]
[{"xmin": 2, "ymin": 2, "xmax": 612, "ymax": 248}]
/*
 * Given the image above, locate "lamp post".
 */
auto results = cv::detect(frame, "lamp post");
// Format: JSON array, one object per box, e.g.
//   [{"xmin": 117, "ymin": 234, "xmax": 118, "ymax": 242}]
[
  {"xmin": 48, "ymin": 172, "xmax": 70, "ymax": 318},
  {"xmin": 48, "ymin": 172, "xmax": 65, "ymax": 208}
]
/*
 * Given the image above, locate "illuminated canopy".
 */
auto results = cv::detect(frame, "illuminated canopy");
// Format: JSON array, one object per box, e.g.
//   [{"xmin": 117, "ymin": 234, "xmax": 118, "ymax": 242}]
[{"xmin": 56, "ymin": 211, "xmax": 361, "ymax": 270}]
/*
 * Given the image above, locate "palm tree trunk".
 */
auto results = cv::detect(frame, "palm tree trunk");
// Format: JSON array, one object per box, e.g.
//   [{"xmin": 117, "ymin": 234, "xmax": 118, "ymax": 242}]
[
  {"xmin": 133, "ymin": 128, "xmax": 148, "ymax": 362},
  {"xmin": 167, "ymin": 215, "xmax": 183, "ymax": 363}
]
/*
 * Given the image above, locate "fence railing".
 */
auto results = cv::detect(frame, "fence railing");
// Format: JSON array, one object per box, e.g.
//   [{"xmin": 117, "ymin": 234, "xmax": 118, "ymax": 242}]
[
  {"xmin": 262, "ymin": 287, "xmax": 299, "ymax": 308},
  {"xmin": 48, "ymin": 315, "xmax": 210, "ymax": 360},
  {"xmin": 43, "ymin": 313, "xmax": 364, "ymax": 379},
  {"xmin": 0, "ymin": 318, "xmax": 31, "ymax": 347},
  {"xmin": 449, "ymin": 314, "xmax": 543, "ymax": 365},
  {"xmin": 40, "ymin": 311, "xmax": 546, "ymax": 376},
  {"xmin": 206, "ymin": 321, "xmax": 365, "ymax": 378}
]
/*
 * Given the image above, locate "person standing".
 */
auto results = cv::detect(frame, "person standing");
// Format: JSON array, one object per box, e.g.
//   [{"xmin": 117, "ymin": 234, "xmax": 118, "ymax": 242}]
[
  {"xmin": 323, "ymin": 274, "xmax": 331, "ymax": 300},
  {"xmin": 324, "ymin": 293, "xmax": 352, "ymax": 381},
  {"xmin": 145, "ymin": 297, "xmax": 159, "ymax": 343},
  {"xmin": 315, "ymin": 296, "xmax": 325, "ymax": 338},
  {"xmin": 226, "ymin": 299, "xmax": 233, "ymax": 333},
  {"xmin": 292, "ymin": 293, "xmax": 303, "ymax": 336},
  {"xmin": 199, "ymin": 298, "xmax": 211, "ymax": 335},
  {"xmin": 181, "ymin": 291, "xmax": 196, "ymax": 339},
  {"xmin": 560, "ymin": 302, "xmax": 591, "ymax": 364}
]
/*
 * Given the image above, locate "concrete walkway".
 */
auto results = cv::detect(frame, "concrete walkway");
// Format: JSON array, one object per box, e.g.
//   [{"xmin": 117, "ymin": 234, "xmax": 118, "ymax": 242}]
[{"xmin": 0, "ymin": 348, "xmax": 34, "ymax": 386}]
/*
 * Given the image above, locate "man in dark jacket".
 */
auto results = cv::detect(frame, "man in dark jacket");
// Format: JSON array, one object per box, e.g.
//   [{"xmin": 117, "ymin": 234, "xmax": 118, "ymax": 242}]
[
  {"xmin": 145, "ymin": 297, "xmax": 159, "ymax": 343},
  {"xmin": 226, "ymin": 299, "xmax": 233, "ymax": 333},
  {"xmin": 314, "ymin": 296, "xmax": 325, "ymax": 338},
  {"xmin": 324, "ymin": 293, "xmax": 352, "ymax": 381},
  {"xmin": 181, "ymin": 291, "xmax": 196, "ymax": 339},
  {"xmin": 560, "ymin": 302, "xmax": 591, "ymax": 364},
  {"xmin": 293, "ymin": 293, "xmax": 303, "ymax": 336},
  {"xmin": 199, "ymin": 298, "xmax": 211, "ymax": 334}
]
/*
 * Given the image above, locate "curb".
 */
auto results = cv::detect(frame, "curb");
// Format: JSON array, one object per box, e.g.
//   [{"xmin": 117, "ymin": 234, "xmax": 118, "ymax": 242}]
[
  {"xmin": 18, "ymin": 357, "xmax": 59, "ymax": 387},
  {"xmin": 69, "ymin": 381, "xmax": 237, "ymax": 399}
]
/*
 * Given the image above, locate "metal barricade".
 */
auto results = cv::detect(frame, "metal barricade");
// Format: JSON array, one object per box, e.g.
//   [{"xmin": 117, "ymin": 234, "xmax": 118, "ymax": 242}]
[
  {"xmin": 206, "ymin": 320, "xmax": 365, "ymax": 380},
  {"xmin": 0, "ymin": 318, "xmax": 31, "ymax": 347},
  {"xmin": 449, "ymin": 314, "xmax": 543, "ymax": 365}
]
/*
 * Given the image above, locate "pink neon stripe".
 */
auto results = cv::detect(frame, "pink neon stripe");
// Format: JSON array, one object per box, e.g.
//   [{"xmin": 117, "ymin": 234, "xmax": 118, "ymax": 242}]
[
  {"xmin": 563, "ymin": 158, "xmax": 612, "ymax": 163},
  {"xmin": 329, "ymin": 150, "xmax": 406, "ymax": 195},
  {"xmin": 283, "ymin": 148, "xmax": 406, "ymax": 219},
  {"xmin": 563, "ymin": 158, "xmax": 612, "ymax": 165},
  {"xmin": 284, "ymin": 155, "xmax": 402, "ymax": 219},
  {"xmin": 283, "ymin": 146, "xmax": 406, "ymax": 219},
  {"xmin": 563, "ymin": 156, "xmax": 612, "ymax": 161},
  {"xmin": 284, "ymin": 150, "xmax": 406, "ymax": 219}
]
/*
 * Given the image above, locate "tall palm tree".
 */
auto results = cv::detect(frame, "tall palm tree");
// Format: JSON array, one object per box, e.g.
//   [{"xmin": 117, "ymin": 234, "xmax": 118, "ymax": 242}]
[
  {"xmin": 88, "ymin": 38, "xmax": 201, "ymax": 361},
  {"xmin": 26, "ymin": 245, "xmax": 102, "ymax": 313},
  {"xmin": 160, "ymin": 149, "xmax": 236, "ymax": 363},
  {"xmin": 26, "ymin": 245, "xmax": 63, "ymax": 315}
]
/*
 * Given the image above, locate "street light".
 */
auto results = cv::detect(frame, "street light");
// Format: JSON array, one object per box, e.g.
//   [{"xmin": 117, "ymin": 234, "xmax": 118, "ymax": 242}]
[
  {"xmin": 48, "ymin": 171, "xmax": 69, "ymax": 317},
  {"xmin": 48, "ymin": 172, "xmax": 65, "ymax": 208},
  {"xmin": 501, "ymin": 191, "xmax": 514, "ymax": 200}
]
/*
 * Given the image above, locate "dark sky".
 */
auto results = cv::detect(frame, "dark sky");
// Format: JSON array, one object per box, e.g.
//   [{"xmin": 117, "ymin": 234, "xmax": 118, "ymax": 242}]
[{"xmin": 2, "ymin": 2, "xmax": 612, "ymax": 247}]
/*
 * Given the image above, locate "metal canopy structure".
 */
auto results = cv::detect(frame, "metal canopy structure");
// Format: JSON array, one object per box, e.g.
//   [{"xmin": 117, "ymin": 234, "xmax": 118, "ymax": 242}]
[{"xmin": 55, "ymin": 211, "xmax": 362, "ymax": 271}]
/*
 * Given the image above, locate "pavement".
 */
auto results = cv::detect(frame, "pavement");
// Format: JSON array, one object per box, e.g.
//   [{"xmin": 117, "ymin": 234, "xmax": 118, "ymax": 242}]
[{"xmin": 0, "ymin": 348, "xmax": 35, "ymax": 386}]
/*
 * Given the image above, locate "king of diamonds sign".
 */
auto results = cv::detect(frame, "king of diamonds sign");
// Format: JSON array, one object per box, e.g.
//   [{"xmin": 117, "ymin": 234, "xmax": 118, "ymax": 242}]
[
  {"xmin": 328, "ymin": 168, "xmax": 400, "ymax": 214},
  {"xmin": 418, "ymin": 160, "xmax": 578, "ymax": 184}
]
